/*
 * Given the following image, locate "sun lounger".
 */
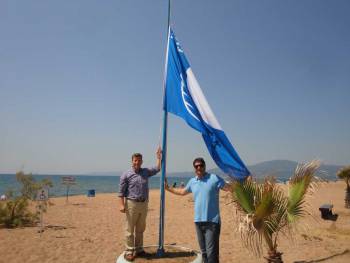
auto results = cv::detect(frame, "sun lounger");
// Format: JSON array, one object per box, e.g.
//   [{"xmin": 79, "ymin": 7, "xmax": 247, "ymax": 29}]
[{"xmin": 319, "ymin": 204, "xmax": 338, "ymax": 221}]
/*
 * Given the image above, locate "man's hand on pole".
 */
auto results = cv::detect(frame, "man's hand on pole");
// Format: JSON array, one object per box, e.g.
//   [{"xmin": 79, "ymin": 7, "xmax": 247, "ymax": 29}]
[
  {"xmin": 156, "ymin": 146, "xmax": 162, "ymax": 170},
  {"xmin": 165, "ymin": 178, "xmax": 169, "ymax": 190}
]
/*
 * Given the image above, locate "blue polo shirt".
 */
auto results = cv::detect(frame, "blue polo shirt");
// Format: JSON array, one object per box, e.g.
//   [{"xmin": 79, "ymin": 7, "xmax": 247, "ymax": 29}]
[{"xmin": 185, "ymin": 173, "xmax": 225, "ymax": 224}]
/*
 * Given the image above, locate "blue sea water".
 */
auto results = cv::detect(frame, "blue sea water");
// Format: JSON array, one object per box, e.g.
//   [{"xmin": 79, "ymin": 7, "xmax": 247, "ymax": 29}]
[{"xmin": 0, "ymin": 174, "xmax": 191, "ymax": 197}]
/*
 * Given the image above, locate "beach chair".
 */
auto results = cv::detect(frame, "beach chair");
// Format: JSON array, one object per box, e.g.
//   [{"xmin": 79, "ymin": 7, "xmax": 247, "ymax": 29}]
[
  {"xmin": 87, "ymin": 189, "xmax": 95, "ymax": 197},
  {"xmin": 319, "ymin": 204, "xmax": 338, "ymax": 221}
]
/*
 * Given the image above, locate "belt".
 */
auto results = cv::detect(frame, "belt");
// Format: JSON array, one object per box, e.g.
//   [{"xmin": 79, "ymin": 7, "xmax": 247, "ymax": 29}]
[{"xmin": 127, "ymin": 197, "xmax": 146, "ymax": 202}]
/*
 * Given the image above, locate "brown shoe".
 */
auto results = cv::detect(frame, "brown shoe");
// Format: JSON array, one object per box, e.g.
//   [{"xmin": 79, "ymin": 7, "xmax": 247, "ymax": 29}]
[{"xmin": 123, "ymin": 253, "xmax": 135, "ymax": 262}]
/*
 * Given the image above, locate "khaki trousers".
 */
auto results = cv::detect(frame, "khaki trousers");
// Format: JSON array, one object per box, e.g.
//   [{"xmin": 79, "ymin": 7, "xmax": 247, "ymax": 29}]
[{"xmin": 125, "ymin": 199, "xmax": 148, "ymax": 253}]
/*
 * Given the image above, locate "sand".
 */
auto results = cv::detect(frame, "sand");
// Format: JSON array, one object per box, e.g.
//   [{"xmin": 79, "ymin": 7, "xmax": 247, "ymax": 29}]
[{"xmin": 1, "ymin": 181, "xmax": 349, "ymax": 263}]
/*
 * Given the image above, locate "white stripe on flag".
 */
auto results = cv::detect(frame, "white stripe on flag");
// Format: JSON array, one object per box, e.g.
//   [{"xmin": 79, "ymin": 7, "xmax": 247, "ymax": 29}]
[{"xmin": 186, "ymin": 68, "xmax": 222, "ymax": 130}]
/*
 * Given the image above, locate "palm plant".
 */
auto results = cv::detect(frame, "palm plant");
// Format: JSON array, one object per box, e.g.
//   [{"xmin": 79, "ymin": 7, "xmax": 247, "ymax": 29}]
[
  {"xmin": 231, "ymin": 160, "xmax": 320, "ymax": 263},
  {"xmin": 336, "ymin": 166, "xmax": 350, "ymax": 208}
]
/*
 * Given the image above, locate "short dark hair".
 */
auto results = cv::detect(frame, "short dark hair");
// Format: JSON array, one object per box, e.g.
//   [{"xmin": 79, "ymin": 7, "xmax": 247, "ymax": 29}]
[
  {"xmin": 132, "ymin": 153, "xmax": 143, "ymax": 160},
  {"xmin": 193, "ymin": 157, "xmax": 205, "ymax": 167}
]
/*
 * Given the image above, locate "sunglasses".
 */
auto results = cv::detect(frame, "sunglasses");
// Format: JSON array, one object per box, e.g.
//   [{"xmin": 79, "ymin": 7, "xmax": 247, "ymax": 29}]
[{"xmin": 194, "ymin": 164, "xmax": 205, "ymax": 169}]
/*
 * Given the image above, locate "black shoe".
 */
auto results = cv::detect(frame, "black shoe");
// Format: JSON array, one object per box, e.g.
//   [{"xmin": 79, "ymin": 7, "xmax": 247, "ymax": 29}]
[{"xmin": 136, "ymin": 250, "xmax": 149, "ymax": 257}]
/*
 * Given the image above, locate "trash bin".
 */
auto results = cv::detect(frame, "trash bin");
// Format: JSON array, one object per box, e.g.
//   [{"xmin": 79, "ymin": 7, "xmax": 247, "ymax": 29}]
[{"xmin": 87, "ymin": 189, "xmax": 95, "ymax": 197}]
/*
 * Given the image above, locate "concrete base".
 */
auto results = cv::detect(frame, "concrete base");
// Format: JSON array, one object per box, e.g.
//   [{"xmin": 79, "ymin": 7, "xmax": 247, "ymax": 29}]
[{"xmin": 116, "ymin": 245, "xmax": 202, "ymax": 263}]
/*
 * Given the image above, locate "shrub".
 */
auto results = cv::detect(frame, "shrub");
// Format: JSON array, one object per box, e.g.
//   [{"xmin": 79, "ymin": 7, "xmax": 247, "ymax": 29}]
[
  {"xmin": 16, "ymin": 171, "xmax": 53, "ymax": 200},
  {"xmin": 0, "ymin": 194, "xmax": 38, "ymax": 227},
  {"xmin": 0, "ymin": 171, "xmax": 53, "ymax": 228}
]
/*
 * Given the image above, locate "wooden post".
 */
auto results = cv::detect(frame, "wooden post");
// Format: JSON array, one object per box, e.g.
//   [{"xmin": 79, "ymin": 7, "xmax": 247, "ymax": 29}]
[{"xmin": 61, "ymin": 176, "xmax": 76, "ymax": 204}]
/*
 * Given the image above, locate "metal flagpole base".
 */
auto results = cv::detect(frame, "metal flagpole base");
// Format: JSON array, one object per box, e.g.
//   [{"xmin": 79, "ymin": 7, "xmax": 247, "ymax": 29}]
[
  {"xmin": 156, "ymin": 247, "xmax": 165, "ymax": 257},
  {"xmin": 116, "ymin": 245, "xmax": 202, "ymax": 263}
]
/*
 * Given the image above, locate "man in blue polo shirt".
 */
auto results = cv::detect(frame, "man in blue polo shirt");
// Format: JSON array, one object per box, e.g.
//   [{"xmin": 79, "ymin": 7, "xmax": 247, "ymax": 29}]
[{"xmin": 165, "ymin": 157, "xmax": 230, "ymax": 263}]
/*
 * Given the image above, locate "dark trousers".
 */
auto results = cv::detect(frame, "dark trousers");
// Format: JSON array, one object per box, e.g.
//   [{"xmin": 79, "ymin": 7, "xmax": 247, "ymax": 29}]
[{"xmin": 195, "ymin": 222, "xmax": 221, "ymax": 263}]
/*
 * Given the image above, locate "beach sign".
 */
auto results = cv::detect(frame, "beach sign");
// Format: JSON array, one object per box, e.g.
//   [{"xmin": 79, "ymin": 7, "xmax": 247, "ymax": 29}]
[
  {"xmin": 36, "ymin": 188, "xmax": 49, "ymax": 201},
  {"xmin": 36, "ymin": 188, "xmax": 49, "ymax": 234},
  {"xmin": 62, "ymin": 176, "xmax": 76, "ymax": 203},
  {"xmin": 62, "ymin": 176, "xmax": 76, "ymax": 184}
]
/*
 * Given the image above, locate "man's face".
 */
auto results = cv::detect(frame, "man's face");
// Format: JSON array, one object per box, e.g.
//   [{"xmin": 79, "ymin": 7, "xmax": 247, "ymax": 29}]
[
  {"xmin": 194, "ymin": 162, "xmax": 206, "ymax": 177},
  {"xmin": 132, "ymin": 156, "xmax": 143, "ymax": 171}
]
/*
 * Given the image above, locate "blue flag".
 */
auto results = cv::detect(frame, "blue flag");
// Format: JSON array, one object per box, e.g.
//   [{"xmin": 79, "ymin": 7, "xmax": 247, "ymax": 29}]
[{"xmin": 164, "ymin": 28, "xmax": 250, "ymax": 180}]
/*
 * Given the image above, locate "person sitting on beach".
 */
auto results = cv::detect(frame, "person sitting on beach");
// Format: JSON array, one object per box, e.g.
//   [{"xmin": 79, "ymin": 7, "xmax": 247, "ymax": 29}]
[
  {"xmin": 165, "ymin": 157, "xmax": 230, "ymax": 263},
  {"xmin": 118, "ymin": 147, "xmax": 162, "ymax": 261}
]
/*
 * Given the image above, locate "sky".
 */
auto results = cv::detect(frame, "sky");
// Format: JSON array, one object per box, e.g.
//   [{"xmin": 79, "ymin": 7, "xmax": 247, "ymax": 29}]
[{"xmin": 1, "ymin": 0, "xmax": 349, "ymax": 174}]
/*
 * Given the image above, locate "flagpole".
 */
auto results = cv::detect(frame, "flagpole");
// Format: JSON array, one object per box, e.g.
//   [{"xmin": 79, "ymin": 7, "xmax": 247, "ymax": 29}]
[{"xmin": 157, "ymin": 0, "xmax": 171, "ymax": 257}]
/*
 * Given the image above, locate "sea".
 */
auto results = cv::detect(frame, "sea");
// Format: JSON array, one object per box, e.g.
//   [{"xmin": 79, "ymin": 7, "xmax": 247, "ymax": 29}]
[{"xmin": 0, "ymin": 174, "xmax": 191, "ymax": 198}]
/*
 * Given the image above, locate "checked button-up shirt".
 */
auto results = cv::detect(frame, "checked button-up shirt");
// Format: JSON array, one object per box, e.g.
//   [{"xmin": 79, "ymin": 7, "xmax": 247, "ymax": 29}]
[{"xmin": 118, "ymin": 167, "xmax": 160, "ymax": 201}]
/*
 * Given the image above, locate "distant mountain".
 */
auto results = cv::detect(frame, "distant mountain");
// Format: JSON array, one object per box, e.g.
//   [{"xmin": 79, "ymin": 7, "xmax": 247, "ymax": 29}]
[
  {"xmin": 207, "ymin": 160, "xmax": 342, "ymax": 181},
  {"xmin": 79, "ymin": 160, "xmax": 343, "ymax": 180}
]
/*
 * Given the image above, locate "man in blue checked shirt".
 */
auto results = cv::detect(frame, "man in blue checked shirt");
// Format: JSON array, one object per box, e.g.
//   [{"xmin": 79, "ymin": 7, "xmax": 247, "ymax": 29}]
[
  {"xmin": 165, "ymin": 157, "xmax": 231, "ymax": 263},
  {"xmin": 119, "ymin": 147, "xmax": 162, "ymax": 261}
]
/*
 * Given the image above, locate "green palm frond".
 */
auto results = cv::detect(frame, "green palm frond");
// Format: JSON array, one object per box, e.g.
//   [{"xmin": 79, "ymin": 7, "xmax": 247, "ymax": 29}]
[
  {"xmin": 265, "ymin": 188, "xmax": 288, "ymax": 234},
  {"xmin": 287, "ymin": 160, "xmax": 320, "ymax": 223},
  {"xmin": 253, "ymin": 180, "xmax": 275, "ymax": 230},
  {"xmin": 232, "ymin": 180, "xmax": 257, "ymax": 214},
  {"xmin": 232, "ymin": 180, "xmax": 262, "ymax": 255}
]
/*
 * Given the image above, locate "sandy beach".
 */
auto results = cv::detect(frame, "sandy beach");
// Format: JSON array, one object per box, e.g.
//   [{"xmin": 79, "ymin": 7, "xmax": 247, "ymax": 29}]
[{"xmin": 1, "ymin": 181, "xmax": 349, "ymax": 263}]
